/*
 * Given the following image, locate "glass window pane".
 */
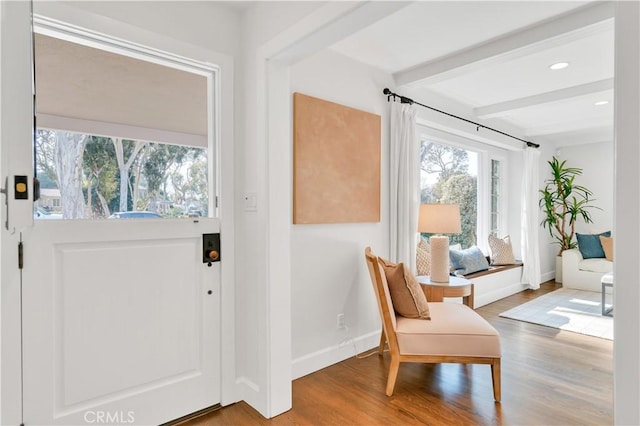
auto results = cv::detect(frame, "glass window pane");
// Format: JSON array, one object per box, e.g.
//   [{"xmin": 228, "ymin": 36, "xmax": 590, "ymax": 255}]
[
  {"xmin": 35, "ymin": 129, "xmax": 208, "ymax": 219},
  {"xmin": 490, "ymin": 160, "xmax": 500, "ymax": 236},
  {"xmin": 491, "ymin": 195, "xmax": 498, "ymax": 212},
  {"xmin": 491, "ymin": 159, "xmax": 500, "ymax": 177},
  {"xmin": 491, "ymin": 213, "xmax": 498, "ymax": 230},
  {"xmin": 420, "ymin": 140, "xmax": 478, "ymax": 248}
]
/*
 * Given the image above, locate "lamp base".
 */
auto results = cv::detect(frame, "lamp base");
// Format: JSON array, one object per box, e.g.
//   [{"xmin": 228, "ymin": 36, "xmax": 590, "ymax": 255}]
[{"xmin": 430, "ymin": 235, "xmax": 450, "ymax": 283}]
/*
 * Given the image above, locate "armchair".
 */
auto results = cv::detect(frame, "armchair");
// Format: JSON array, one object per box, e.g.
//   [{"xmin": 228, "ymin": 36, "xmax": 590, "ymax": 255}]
[{"xmin": 364, "ymin": 247, "xmax": 502, "ymax": 400}]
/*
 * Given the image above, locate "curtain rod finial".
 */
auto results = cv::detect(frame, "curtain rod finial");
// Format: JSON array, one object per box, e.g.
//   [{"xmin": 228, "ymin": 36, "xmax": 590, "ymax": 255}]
[{"xmin": 383, "ymin": 88, "xmax": 392, "ymax": 95}]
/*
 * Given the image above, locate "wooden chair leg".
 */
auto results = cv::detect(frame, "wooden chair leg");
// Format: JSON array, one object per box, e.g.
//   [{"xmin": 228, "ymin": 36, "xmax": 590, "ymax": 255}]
[
  {"xmin": 385, "ymin": 358, "xmax": 400, "ymax": 396},
  {"xmin": 491, "ymin": 358, "xmax": 501, "ymax": 402},
  {"xmin": 378, "ymin": 330, "xmax": 386, "ymax": 355}
]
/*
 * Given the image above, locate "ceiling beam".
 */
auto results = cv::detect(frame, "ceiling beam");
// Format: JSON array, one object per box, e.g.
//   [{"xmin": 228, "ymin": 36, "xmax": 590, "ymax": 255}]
[
  {"xmin": 270, "ymin": 1, "xmax": 412, "ymax": 66},
  {"xmin": 524, "ymin": 116, "xmax": 612, "ymax": 137},
  {"xmin": 541, "ymin": 128, "xmax": 613, "ymax": 147},
  {"xmin": 394, "ymin": 1, "xmax": 614, "ymax": 87},
  {"xmin": 475, "ymin": 78, "xmax": 613, "ymax": 119}
]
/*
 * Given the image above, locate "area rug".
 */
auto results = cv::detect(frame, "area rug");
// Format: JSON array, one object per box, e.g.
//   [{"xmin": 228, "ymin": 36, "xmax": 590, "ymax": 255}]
[{"xmin": 499, "ymin": 288, "xmax": 613, "ymax": 340}]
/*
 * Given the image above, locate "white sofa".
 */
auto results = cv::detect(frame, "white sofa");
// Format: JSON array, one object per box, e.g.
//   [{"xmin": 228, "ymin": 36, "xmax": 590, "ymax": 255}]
[{"xmin": 562, "ymin": 248, "xmax": 612, "ymax": 292}]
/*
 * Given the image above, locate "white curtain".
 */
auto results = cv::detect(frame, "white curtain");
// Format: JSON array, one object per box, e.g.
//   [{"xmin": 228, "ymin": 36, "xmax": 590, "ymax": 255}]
[
  {"xmin": 389, "ymin": 101, "xmax": 418, "ymax": 271},
  {"xmin": 521, "ymin": 147, "xmax": 542, "ymax": 289}
]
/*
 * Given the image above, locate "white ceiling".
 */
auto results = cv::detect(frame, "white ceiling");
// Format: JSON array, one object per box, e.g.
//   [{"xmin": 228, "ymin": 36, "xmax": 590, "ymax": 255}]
[{"xmin": 330, "ymin": 1, "xmax": 614, "ymax": 148}]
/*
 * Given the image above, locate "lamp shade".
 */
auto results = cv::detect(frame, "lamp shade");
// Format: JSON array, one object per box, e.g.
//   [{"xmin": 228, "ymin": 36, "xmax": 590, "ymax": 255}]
[{"xmin": 418, "ymin": 204, "xmax": 461, "ymax": 234}]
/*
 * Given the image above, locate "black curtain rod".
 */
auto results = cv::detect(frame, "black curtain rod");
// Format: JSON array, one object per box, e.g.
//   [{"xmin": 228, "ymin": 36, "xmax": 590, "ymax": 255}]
[{"xmin": 383, "ymin": 88, "xmax": 540, "ymax": 149}]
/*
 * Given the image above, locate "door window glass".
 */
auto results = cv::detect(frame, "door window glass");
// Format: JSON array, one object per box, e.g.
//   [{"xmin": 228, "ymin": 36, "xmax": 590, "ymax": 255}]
[{"xmin": 35, "ymin": 130, "xmax": 208, "ymax": 219}]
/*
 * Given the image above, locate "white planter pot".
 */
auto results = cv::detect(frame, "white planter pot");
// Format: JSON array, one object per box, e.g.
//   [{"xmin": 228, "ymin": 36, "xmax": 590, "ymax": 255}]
[{"xmin": 555, "ymin": 255, "xmax": 563, "ymax": 283}]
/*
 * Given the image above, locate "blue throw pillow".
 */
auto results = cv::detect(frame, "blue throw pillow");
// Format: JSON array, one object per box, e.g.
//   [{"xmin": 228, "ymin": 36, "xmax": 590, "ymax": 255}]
[
  {"xmin": 576, "ymin": 231, "xmax": 611, "ymax": 259},
  {"xmin": 449, "ymin": 246, "xmax": 490, "ymax": 275}
]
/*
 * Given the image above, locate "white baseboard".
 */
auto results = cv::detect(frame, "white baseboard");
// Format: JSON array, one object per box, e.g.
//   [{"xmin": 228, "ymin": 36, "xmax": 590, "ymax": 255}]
[
  {"xmin": 236, "ymin": 377, "xmax": 265, "ymax": 416},
  {"xmin": 291, "ymin": 330, "xmax": 380, "ymax": 380},
  {"xmin": 541, "ymin": 270, "xmax": 555, "ymax": 283}
]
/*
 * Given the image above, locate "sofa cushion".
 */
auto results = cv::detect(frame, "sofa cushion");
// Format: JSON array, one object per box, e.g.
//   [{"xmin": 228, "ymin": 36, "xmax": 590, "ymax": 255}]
[
  {"xmin": 600, "ymin": 236, "xmax": 613, "ymax": 261},
  {"xmin": 450, "ymin": 246, "xmax": 490, "ymax": 275},
  {"xmin": 577, "ymin": 231, "xmax": 611, "ymax": 259},
  {"xmin": 395, "ymin": 302, "xmax": 501, "ymax": 357},
  {"xmin": 578, "ymin": 258, "xmax": 613, "ymax": 274},
  {"xmin": 380, "ymin": 258, "xmax": 430, "ymax": 319}
]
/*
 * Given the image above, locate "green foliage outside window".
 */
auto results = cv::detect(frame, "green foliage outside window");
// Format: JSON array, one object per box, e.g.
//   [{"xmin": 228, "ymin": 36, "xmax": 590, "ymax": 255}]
[
  {"xmin": 420, "ymin": 141, "xmax": 477, "ymax": 249},
  {"xmin": 35, "ymin": 129, "xmax": 208, "ymax": 219}
]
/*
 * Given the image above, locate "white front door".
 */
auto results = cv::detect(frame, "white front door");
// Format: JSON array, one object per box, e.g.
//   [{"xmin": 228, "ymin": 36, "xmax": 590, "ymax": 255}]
[
  {"xmin": 1, "ymin": 3, "xmax": 235, "ymax": 424},
  {"xmin": 21, "ymin": 218, "xmax": 222, "ymax": 425}
]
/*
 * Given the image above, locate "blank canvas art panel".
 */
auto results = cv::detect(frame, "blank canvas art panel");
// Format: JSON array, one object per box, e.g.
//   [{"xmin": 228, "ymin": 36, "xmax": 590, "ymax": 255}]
[{"xmin": 293, "ymin": 92, "xmax": 381, "ymax": 224}]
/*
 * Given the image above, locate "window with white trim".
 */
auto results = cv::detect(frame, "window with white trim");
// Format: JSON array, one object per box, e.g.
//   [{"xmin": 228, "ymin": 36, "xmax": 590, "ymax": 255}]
[
  {"xmin": 418, "ymin": 128, "xmax": 509, "ymax": 252},
  {"xmin": 420, "ymin": 140, "xmax": 478, "ymax": 248},
  {"xmin": 33, "ymin": 30, "xmax": 217, "ymax": 220}
]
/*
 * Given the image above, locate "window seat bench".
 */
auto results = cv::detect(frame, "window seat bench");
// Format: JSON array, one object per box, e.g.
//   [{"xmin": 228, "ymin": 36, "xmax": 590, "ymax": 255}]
[{"xmin": 454, "ymin": 262, "xmax": 525, "ymax": 309}]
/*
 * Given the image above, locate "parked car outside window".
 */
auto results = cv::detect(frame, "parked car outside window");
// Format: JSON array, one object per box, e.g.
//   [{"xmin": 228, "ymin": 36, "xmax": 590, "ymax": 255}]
[
  {"xmin": 108, "ymin": 211, "xmax": 162, "ymax": 219},
  {"xmin": 34, "ymin": 207, "xmax": 63, "ymax": 220}
]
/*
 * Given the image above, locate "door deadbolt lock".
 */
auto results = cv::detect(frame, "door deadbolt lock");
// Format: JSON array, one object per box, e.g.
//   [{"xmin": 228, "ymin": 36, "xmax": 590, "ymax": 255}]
[{"xmin": 202, "ymin": 233, "xmax": 221, "ymax": 264}]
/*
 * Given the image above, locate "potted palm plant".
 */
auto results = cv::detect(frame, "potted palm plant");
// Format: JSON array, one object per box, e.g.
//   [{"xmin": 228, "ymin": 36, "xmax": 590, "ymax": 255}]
[{"xmin": 539, "ymin": 157, "xmax": 599, "ymax": 282}]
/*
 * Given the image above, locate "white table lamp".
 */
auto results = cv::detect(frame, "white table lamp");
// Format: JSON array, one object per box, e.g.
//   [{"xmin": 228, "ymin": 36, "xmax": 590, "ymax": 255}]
[{"xmin": 418, "ymin": 204, "xmax": 461, "ymax": 283}]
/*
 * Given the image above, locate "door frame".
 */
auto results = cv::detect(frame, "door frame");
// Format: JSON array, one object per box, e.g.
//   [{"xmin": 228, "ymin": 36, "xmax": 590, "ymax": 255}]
[{"xmin": 0, "ymin": 3, "xmax": 237, "ymax": 424}]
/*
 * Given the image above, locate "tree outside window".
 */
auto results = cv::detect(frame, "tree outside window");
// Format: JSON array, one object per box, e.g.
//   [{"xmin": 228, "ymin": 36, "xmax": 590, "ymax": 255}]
[
  {"xmin": 420, "ymin": 140, "xmax": 478, "ymax": 248},
  {"xmin": 35, "ymin": 129, "xmax": 209, "ymax": 219}
]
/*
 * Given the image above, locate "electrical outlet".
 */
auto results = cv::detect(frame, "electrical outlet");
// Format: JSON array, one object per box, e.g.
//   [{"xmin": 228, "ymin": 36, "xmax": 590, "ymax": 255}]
[{"xmin": 337, "ymin": 313, "xmax": 345, "ymax": 329}]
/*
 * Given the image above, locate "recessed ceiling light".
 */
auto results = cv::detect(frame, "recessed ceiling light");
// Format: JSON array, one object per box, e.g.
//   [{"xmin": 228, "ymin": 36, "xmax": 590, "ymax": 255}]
[
  {"xmin": 594, "ymin": 100, "xmax": 609, "ymax": 106},
  {"xmin": 549, "ymin": 62, "xmax": 569, "ymax": 70}
]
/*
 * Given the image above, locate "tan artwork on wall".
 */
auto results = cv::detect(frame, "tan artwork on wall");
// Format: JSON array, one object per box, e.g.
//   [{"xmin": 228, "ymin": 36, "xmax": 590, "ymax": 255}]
[{"xmin": 293, "ymin": 92, "xmax": 381, "ymax": 224}]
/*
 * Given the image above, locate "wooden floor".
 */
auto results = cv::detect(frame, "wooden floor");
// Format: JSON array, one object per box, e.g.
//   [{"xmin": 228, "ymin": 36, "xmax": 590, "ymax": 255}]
[{"xmin": 184, "ymin": 281, "xmax": 613, "ymax": 425}]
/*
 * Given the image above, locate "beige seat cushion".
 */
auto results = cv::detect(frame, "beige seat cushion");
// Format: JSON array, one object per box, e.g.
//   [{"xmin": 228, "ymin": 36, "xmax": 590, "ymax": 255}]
[
  {"xmin": 395, "ymin": 302, "xmax": 501, "ymax": 358},
  {"xmin": 578, "ymin": 258, "xmax": 613, "ymax": 273}
]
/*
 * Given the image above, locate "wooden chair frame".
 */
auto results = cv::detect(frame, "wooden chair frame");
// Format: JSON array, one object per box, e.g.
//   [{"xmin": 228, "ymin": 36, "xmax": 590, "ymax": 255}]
[{"xmin": 365, "ymin": 247, "xmax": 501, "ymax": 401}]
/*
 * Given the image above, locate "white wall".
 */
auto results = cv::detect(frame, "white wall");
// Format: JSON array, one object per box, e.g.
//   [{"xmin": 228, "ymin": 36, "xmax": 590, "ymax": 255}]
[
  {"xmin": 555, "ymin": 142, "xmax": 614, "ymax": 234},
  {"xmin": 236, "ymin": 0, "xmax": 328, "ymax": 417},
  {"xmin": 538, "ymin": 144, "xmax": 559, "ymax": 280},
  {"xmin": 289, "ymin": 49, "xmax": 392, "ymax": 377},
  {"xmin": 614, "ymin": 1, "xmax": 640, "ymax": 423},
  {"xmin": 529, "ymin": 141, "xmax": 614, "ymax": 282},
  {"xmin": 238, "ymin": 2, "xmax": 415, "ymax": 417}
]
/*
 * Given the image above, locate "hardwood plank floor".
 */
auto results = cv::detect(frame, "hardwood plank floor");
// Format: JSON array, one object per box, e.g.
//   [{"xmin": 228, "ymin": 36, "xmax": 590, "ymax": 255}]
[{"xmin": 184, "ymin": 281, "xmax": 613, "ymax": 425}]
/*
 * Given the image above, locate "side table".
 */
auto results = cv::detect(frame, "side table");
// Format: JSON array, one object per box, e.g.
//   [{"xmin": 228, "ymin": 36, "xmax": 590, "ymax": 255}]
[{"xmin": 416, "ymin": 275, "xmax": 474, "ymax": 308}]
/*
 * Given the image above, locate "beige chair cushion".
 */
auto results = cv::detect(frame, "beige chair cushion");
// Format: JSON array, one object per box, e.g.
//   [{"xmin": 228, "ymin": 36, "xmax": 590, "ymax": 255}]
[
  {"xmin": 395, "ymin": 302, "xmax": 501, "ymax": 357},
  {"xmin": 416, "ymin": 238, "xmax": 431, "ymax": 275},
  {"xmin": 380, "ymin": 258, "xmax": 430, "ymax": 319}
]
